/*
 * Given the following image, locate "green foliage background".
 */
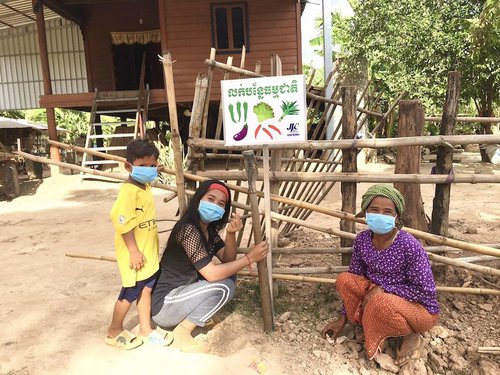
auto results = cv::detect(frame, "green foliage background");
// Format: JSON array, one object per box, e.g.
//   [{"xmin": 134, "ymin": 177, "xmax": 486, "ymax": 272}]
[{"xmin": 305, "ymin": 0, "xmax": 499, "ymax": 135}]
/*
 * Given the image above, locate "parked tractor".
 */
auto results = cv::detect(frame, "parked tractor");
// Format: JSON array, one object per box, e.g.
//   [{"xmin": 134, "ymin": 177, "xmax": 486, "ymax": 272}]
[{"xmin": 0, "ymin": 142, "xmax": 21, "ymax": 199}]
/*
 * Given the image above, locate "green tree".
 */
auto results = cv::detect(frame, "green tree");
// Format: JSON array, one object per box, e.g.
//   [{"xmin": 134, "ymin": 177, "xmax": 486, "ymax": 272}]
[{"xmin": 313, "ymin": 0, "xmax": 499, "ymax": 125}]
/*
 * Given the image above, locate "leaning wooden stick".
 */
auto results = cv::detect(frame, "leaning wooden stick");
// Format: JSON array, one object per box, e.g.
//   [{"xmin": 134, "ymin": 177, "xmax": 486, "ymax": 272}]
[{"xmin": 242, "ymin": 150, "xmax": 274, "ymax": 332}]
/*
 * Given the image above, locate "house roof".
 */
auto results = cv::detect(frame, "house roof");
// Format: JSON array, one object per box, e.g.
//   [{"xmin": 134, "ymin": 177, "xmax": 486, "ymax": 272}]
[
  {"xmin": 0, "ymin": 0, "xmax": 59, "ymax": 30},
  {"xmin": 1, "ymin": 0, "xmax": 308, "ymax": 31},
  {"xmin": 0, "ymin": 116, "xmax": 67, "ymax": 132}
]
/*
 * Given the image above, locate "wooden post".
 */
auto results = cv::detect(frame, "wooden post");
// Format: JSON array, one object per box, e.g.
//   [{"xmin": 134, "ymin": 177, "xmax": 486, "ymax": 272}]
[
  {"xmin": 33, "ymin": 0, "xmax": 60, "ymax": 162},
  {"xmin": 394, "ymin": 100, "xmax": 428, "ymax": 231},
  {"xmin": 161, "ymin": 52, "xmax": 187, "ymax": 215},
  {"xmin": 158, "ymin": 0, "xmax": 167, "ymax": 54},
  {"xmin": 270, "ymin": 54, "xmax": 282, "ymax": 293},
  {"xmin": 340, "ymin": 87, "xmax": 357, "ymax": 265},
  {"xmin": 431, "ymin": 72, "xmax": 461, "ymax": 236},
  {"xmin": 243, "ymin": 150, "xmax": 274, "ymax": 332}
]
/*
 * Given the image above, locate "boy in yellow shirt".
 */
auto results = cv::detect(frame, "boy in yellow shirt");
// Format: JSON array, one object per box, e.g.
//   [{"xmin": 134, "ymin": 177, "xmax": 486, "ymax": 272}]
[{"xmin": 105, "ymin": 139, "xmax": 172, "ymax": 349}]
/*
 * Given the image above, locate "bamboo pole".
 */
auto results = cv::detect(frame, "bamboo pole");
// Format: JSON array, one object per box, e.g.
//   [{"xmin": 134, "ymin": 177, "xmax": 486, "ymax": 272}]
[
  {"xmin": 63, "ymin": 253, "xmax": 500, "ymax": 295},
  {"xmin": 368, "ymin": 91, "xmax": 407, "ymax": 137},
  {"xmin": 425, "ymin": 116, "xmax": 500, "ymax": 123},
  {"xmin": 192, "ymin": 169, "xmax": 500, "ymax": 184},
  {"xmin": 428, "ymin": 253, "xmax": 500, "ymax": 277},
  {"xmin": 204, "ymin": 58, "xmax": 264, "ymax": 78},
  {"xmin": 237, "ymin": 246, "xmax": 464, "ymax": 254},
  {"xmin": 188, "ymin": 134, "xmax": 500, "ymax": 151},
  {"xmin": 161, "ymin": 52, "xmax": 187, "ymax": 215},
  {"xmin": 42, "ymin": 141, "xmax": 500, "ymax": 257},
  {"xmin": 190, "ymin": 152, "xmax": 341, "ymax": 165},
  {"xmin": 238, "ymin": 272, "xmax": 500, "ymax": 295},
  {"xmin": 477, "ymin": 347, "xmax": 500, "ymax": 354},
  {"xmin": 273, "ymin": 266, "xmax": 348, "ymax": 274},
  {"xmin": 242, "ymin": 150, "xmax": 274, "ymax": 332},
  {"xmin": 306, "ymin": 91, "xmax": 384, "ymax": 118}
]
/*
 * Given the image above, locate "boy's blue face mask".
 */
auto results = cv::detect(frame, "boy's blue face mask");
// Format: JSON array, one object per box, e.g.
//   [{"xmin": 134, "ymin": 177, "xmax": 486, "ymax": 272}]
[
  {"xmin": 198, "ymin": 200, "xmax": 225, "ymax": 223},
  {"xmin": 366, "ymin": 213, "xmax": 396, "ymax": 234},
  {"xmin": 130, "ymin": 166, "xmax": 157, "ymax": 184}
]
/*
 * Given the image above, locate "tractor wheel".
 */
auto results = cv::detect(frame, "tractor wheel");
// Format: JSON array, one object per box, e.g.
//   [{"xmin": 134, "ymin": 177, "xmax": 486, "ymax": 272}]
[{"xmin": 1, "ymin": 161, "xmax": 21, "ymax": 199}]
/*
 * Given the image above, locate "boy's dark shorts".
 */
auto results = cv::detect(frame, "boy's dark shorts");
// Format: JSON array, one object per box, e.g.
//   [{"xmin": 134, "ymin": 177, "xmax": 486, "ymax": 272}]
[{"xmin": 118, "ymin": 271, "xmax": 159, "ymax": 303}]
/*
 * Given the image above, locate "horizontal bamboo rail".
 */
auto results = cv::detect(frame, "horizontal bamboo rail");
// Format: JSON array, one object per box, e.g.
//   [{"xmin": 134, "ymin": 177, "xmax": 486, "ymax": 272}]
[
  {"xmin": 238, "ymin": 271, "xmax": 500, "ymax": 295},
  {"xmin": 188, "ymin": 134, "xmax": 500, "ymax": 151},
  {"xmin": 46, "ymin": 140, "xmax": 500, "ymax": 258},
  {"xmin": 274, "ymin": 266, "xmax": 348, "ymax": 274},
  {"xmin": 236, "ymin": 246, "xmax": 466, "ymax": 254},
  {"xmin": 425, "ymin": 116, "xmax": 500, "ymax": 123},
  {"xmin": 193, "ymin": 170, "xmax": 500, "ymax": 184},
  {"xmin": 191, "ymin": 152, "xmax": 342, "ymax": 165},
  {"xmin": 64, "ymin": 253, "xmax": 500, "ymax": 295},
  {"xmin": 428, "ymin": 253, "xmax": 500, "ymax": 277},
  {"xmin": 478, "ymin": 347, "xmax": 500, "ymax": 354}
]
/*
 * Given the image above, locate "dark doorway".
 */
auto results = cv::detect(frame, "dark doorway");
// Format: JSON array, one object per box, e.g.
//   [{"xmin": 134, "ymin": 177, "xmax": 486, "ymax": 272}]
[{"xmin": 112, "ymin": 42, "xmax": 163, "ymax": 90}]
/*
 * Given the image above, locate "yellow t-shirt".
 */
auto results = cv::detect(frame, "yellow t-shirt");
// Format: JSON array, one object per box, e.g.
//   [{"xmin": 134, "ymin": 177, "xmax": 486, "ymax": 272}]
[{"xmin": 110, "ymin": 183, "xmax": 159, "ymax": 287}]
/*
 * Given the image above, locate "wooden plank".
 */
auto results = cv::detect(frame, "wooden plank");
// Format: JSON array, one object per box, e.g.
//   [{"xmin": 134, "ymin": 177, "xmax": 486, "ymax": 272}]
[
  {"xmin": 431, "ymin": 72, "xmax": 460, "ymax": 237},
  {"xmin": 242, "ymin": 150, "xmax": 275, "ymax": 332},
  {"xmin": 161, "ymin": 52, "xmax": 187, "ymax": 215},
  {"xmin": 394, "ymin": 100, "xmax": 428, "ymax": 231},
  {"xmin": 340, "ymin": 87, "xmax": 357, "ymax": 265}
]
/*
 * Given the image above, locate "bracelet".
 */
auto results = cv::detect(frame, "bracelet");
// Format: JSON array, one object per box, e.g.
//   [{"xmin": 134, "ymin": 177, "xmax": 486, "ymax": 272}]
[{"xmin": 245, "ymin": 254, "xmax": 253, "ymax": 271}]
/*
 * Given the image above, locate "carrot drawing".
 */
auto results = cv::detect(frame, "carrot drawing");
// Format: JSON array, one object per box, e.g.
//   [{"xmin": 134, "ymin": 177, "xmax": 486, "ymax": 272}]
[
  {"xmin": 268, "ymin": 124, "xmax": 281, "ymax": 135},
  {"xmin": 262, "ymin": 128, "xmax": 273, "ymax": 139},
  {"xmin": 255, "ymin": 124, "xmax": 262, "ymax": 138}
]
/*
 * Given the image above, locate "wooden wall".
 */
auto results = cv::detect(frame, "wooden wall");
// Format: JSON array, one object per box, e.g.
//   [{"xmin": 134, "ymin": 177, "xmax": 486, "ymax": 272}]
[
  {"xmin": 164, "ymin": 0, "xmax": 301, "ymax": 102},
  {"xmin": 82, "ymin": 0, "xmax": 301, "ymax": 103},
  {"xmin": 82, "ymin": 1, "xmax": 159, "ymax": 91}
]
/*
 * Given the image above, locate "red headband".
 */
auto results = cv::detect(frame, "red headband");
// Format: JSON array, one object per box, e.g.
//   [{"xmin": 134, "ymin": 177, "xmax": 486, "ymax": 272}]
[{"xmin": 208, "ymin": 183, "xmax": 229, "ymax": 200}]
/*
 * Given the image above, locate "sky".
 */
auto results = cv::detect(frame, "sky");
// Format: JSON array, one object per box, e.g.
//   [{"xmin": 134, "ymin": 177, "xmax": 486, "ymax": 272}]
[{"xmin": 301, "ymin": 0, "xmax": 354, "ymax": 68}]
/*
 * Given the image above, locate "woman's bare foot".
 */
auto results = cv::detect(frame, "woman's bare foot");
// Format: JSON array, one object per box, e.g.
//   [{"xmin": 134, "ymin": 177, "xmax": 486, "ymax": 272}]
[{"xmin": 395, "ymin": 333, "xmax": 423, "ymax": 366}]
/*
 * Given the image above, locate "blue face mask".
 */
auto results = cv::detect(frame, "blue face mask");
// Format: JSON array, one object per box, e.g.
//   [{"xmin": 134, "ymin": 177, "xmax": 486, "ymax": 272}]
[
  {"xmin": 198, "ymin": 200, "xmax": 225, "ymax": 223},
  {"xmin": 366, "ymin": 213, "xmax": 396, "ymax": 234},
  {"xmin": 130, "ymin": 166, "xmax": 157, "ymax": 184}
]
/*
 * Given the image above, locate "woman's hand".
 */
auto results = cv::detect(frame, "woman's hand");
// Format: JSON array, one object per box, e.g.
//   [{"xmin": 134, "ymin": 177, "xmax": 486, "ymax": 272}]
[
  {"xmin": 129, "ymin": 250, "xmax": 145, "ymax": 270},
  {"xmin": 247, "ymin": 241, "xmax": 269, "ymax": 263},
  {"xmin": 226, "ymin": 213, "xmax": 243, "ymax": 234},
  {"xmin": 362, "ymin": 285, "xmax": 384, "ymax": 310},
  {"xmin": 321, "ymin": 315, "xmax": 347, "ymax": 341}
]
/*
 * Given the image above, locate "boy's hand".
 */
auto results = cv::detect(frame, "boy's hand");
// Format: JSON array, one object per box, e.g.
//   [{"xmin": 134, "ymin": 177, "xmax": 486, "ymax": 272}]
[
  {"xmin": 129, "ymin": 250, "xmax": 145, "ymax": 270},
  {"xmin": 226, "ymin": 213, "xmax": 243, "ymax": 234}
]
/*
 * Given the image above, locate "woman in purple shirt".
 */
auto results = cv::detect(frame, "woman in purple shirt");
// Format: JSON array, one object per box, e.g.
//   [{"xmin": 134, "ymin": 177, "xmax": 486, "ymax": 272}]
[{"xmin": 322, "ymin": 184, "xmax": 440, "ymax": 365}]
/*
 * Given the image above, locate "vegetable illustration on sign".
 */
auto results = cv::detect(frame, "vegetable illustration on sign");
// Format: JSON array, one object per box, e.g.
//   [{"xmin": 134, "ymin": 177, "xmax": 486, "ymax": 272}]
[
  {"xmin": 221, "ymin": 74, "xmax": 306, "ymax": 146},
  {"xmin": 230, "ymin": 100, "xmax": 249, "ymax": 142},
  {"xmin": 278, "ymin": 101, "xmax": 299, "ymax": 121}
]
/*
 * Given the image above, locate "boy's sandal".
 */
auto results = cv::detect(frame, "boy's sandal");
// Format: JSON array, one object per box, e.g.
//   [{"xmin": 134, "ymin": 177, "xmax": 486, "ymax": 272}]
[
  {"xmin": 140, "ymin": 329, "xmax": 174, "ymax": 346},
  {"xmin": 104, "ymin": 330, "xmax": 143, "ymax": 350}
]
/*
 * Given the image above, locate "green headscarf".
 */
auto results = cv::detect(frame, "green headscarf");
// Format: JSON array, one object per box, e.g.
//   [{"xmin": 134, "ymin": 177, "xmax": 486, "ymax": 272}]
[{"xmin": 361, "ymin": 184, "xmax": 405, "ymax": 217}]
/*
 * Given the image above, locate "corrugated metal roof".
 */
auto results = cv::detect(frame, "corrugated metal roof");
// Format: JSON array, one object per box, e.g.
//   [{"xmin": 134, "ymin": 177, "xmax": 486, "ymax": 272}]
[{"xmin": 0, "ymin": 0, "xmax": 60, "ymax": 30}]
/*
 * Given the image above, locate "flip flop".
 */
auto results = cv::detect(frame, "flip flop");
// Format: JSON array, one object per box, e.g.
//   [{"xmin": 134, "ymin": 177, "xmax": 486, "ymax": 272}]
[
  {"xmin": 139, "ymin": 328, "xmax": 174, "ymax": 346},
  {"xmin": 395, "ymin": 335, "xmax": 423, "ymax": 366},
  {"xmin": 104, "ymin": 330, "xmax": 143, "ymax": 350}
]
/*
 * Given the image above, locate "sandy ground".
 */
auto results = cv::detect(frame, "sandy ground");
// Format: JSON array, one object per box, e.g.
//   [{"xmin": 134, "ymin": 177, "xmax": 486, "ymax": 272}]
[{"xmin": 0, "ymin": 152, "xmax": 499, "ymax": 374}]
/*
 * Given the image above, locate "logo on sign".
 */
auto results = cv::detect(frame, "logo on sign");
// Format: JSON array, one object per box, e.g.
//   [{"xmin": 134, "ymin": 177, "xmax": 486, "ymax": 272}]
[{"xmin": 287, "ymin": 123, "xmax": 300, "ymax": 136}]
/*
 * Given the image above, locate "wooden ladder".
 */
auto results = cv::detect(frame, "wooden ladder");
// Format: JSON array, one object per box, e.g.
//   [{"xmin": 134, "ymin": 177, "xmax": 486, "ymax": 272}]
[{"xmin": 81, "ymin": 55, "xmax": 149, "ymax": 173}]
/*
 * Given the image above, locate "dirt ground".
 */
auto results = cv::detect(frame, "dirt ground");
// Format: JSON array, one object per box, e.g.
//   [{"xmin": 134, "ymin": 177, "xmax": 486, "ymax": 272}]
[{"xmin": 0, "ymin": 152, "xmax": 499, "ymax": 375}]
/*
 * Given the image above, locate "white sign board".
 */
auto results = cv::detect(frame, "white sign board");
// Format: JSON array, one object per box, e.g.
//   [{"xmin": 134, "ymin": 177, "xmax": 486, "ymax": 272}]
[{"xmin": 221, "ymin": 74, "xmax": 307, "ymax": 146}]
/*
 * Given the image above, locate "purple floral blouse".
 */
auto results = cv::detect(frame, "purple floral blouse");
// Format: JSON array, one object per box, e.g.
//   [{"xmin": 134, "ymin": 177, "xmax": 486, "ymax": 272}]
[{"xmin": 346, "ymin": 229, "xmax": 440, "ymax": 314}]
